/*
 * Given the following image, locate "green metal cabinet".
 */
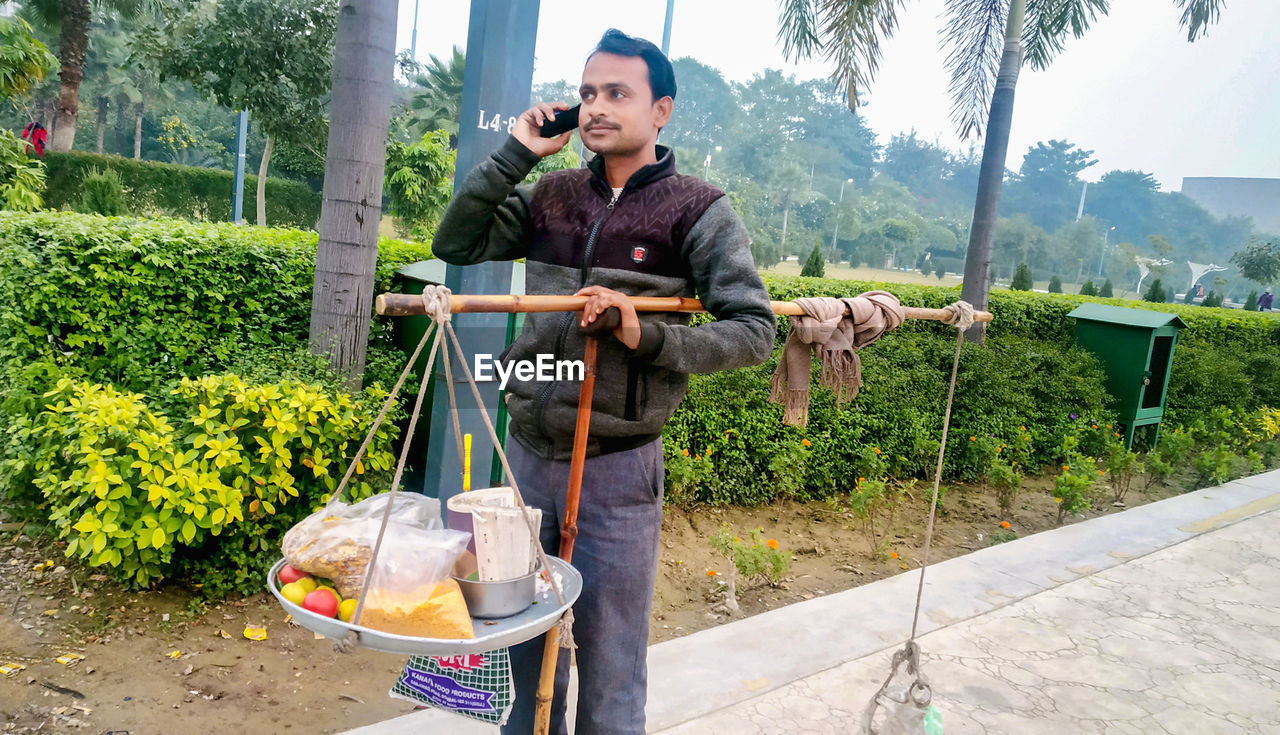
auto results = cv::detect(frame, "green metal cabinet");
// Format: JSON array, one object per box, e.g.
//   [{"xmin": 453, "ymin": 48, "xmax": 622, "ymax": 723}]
[
  {"xmin": 1067, "ymin": 304, "xmax": 1185, "ymax": 448},
  {"xmin": 393, "ymin": 261, "xmax": 526, "ymax": 488}
]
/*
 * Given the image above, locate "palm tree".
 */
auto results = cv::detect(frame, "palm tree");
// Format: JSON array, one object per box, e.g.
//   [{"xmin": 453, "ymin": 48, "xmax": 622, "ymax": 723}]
[
  {"xmin": 408, "ymin": 45, "xmax": 464, "ymax": 142},
  {"xmin": 23, "ymin": 0, "xmax": 156, "ymax": 152},
  {"xmin": 777, "ymin": 0, "xmax": 1224, "ymax": 338}
]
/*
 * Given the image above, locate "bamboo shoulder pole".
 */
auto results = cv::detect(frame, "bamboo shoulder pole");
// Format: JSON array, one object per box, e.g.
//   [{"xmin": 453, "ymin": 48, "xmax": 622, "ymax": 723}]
[
  {"xmin": 375, "ymin": 292, "xmax": 993, "ymax": 323},
  {"xmin": 533, "ymin": 337, "xmax": 598, "ymax": 735}
]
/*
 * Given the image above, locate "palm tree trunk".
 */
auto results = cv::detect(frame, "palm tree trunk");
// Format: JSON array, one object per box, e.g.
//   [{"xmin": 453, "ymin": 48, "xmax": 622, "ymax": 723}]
[
  {"xmin": 50, "ymin": 0, "xmax": 91, "ymax": 152},
  {"xmin": 95, "ymin": 97, "xmax": 107, "ymax": 155},
  {"xmin": 256, "ymin": 133, "xmax": 273, "ymax": 226},
  {"xmin": 959, "ymin": 0, "xmax": 1026, "ymax": 342},
  {"xmin": 308, "ymin": 0, "xmax": 398, "ymax": 386},
  {"xmin": 133, "ymin": 102, "xmax": 143, "ymax": 159}
]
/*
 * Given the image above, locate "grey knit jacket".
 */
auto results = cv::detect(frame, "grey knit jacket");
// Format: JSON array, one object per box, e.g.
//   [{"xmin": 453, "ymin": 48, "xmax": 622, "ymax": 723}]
[{"xmin": 432, "ymin": 136, "xmax": 774, "ymax": 460}]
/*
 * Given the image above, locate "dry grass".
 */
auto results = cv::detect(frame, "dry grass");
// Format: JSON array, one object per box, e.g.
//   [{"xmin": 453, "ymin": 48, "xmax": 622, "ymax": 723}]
[{"xmin": 763, "ymin": 260, "xmax": 964, "ymax": 287}]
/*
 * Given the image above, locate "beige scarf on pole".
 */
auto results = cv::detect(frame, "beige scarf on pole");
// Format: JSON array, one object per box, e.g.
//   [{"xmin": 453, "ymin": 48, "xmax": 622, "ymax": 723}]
[{"xmin": 768, "ymin": 291, "xmax": 906, "ymax": 426}]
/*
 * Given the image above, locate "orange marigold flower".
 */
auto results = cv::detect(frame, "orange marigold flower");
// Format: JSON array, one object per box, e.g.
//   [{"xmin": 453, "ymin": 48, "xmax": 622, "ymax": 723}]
[
  {"xmin": 1106, "ymin": 424, "xmax": 1112, "ymax": 429},
  {"xmin": 858, "ymin": 477, "xmax": 866, "ymax": 483},
  {"xmin": 1062, "ymin": 465, "xmax": 1070, "ymax": 471},
  {"xmin": 873, "ymin": 447, "xmax": 881, "ymax": 455},
  {"xmin": 1000, "ymin": 521, "xmax": 1011, "ymax": 529},
  {"xmin": 682, "ymin": 448, "xmax": 690, "ymax": 457},
  {"xmin": 996, "ymin": 446, "xmax": 1003, "ymax": 453},
  {"xmin": 766, "ymin": 538, "xmax": 779, "ymax": 550},
  {"xmin": 707, "ymin": 570, "xmax": 718, "ymax": 577},
  {"xmin": 1098, "ymin": 470, "xmax": 1105, "ymax": 475},
  {"xmin": 706, "ymin": 447, "xmax": 714, "ymax": 456},
  {"xmin": 801, "ymin": 438, "xmax": 811, "ymax": 447},
  {"xmin": 890, "ymin": 552, "xmax": 899, "ymax": 559},
  {"xmin": 695, "ymin": 454, "xmax": 702, "ymax": 461}
]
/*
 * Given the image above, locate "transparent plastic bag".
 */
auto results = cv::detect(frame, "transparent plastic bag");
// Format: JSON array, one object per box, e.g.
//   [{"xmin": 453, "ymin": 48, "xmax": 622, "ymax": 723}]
[{"xmin": 282, "ymin": 493, "xmax": 468, "ymax": 601}]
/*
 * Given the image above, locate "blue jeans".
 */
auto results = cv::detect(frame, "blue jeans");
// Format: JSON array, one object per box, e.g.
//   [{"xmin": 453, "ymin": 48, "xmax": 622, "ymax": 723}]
[{"xmin": 500, "ymin": 435, "xmax": 665, "ymax": 735}]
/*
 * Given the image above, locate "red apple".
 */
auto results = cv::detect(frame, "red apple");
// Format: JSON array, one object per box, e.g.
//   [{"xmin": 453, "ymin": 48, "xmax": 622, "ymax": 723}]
[
  {"xmin": 302, "ymin": 589, "xmax": 340, "ymax": 618},
  {"xmin": 278, "ymin": 564, "xmax": 310, "ymax": 586}
]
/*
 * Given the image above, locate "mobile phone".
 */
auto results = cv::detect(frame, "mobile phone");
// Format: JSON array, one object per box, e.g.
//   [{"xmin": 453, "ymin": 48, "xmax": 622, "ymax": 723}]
[{"xmin": 539, "ymin": 104, "xmax": 581, "ymax": 138}]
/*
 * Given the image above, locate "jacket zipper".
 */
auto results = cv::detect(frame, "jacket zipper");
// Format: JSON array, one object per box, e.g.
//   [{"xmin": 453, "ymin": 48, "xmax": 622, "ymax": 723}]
[{"xmin": 530, "ymin": 195, "xmax": 619, "ymax": 433}]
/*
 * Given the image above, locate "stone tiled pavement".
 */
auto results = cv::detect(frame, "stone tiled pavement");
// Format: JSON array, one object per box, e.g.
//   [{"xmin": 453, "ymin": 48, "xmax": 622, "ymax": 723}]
[
  {"xmin": 662, "ymin": 504, "xmax": 1280, "ymax": 734},
  {"xmin": 344, "ymin": 470, "xmax": 1280, "ymax": 734}
]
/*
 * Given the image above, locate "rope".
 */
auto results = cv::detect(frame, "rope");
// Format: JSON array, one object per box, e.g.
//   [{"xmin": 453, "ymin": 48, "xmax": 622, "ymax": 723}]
[
  {"xmin": 440, "ymin": 316, "xmax": 575, "ymax": 649},
  {"xmin": 329, "ymin": 284, "xmax": 571, "ymax": 651},
  {"xmin": 862, "ymin": 302, "xmax": 967, "ymax": 731},
  {"xmin": 335, "ymin": 321, "xmax": 446, "ymax": 653}
]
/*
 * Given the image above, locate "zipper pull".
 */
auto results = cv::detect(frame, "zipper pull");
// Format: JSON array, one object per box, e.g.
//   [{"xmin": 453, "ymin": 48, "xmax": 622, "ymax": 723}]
[{"xmin": 607, "ymin": 200, "xmax": 616, "ymax": 211}]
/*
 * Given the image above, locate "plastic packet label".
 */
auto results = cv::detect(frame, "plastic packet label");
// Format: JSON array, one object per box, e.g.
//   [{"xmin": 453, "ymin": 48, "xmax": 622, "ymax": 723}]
[{"xmin": 390, "ymin": 649, "xmax": 514, "ymax": 726}]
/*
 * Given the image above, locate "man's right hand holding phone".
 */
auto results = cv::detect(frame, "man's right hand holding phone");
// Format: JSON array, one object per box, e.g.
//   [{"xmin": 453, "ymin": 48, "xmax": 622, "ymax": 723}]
[{"xmin": 513, "ymin": 102, "xmax": 573, "ymax": 158}]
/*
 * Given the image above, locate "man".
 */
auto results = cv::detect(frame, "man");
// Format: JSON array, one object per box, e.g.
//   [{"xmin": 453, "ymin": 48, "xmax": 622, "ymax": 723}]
[
  {"xmin": 1259, "ymin": 288, "xmax": 1273, "ymax": 311},
  {"xmin": 432, "ymin": 29, "xmax": 774, "ymax": 735}
]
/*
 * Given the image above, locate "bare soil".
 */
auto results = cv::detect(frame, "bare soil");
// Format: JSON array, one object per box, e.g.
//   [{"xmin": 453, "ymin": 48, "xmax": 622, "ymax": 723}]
[{"xmin": 0, "ymin": 473, "xmax": 1191, "ymax": 733}]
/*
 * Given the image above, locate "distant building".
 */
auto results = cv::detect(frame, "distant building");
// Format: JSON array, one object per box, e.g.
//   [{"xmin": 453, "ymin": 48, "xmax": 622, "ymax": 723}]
[{"xmin": 1180, "ymin": 177, "xmax": 1280, "ymax": 235}]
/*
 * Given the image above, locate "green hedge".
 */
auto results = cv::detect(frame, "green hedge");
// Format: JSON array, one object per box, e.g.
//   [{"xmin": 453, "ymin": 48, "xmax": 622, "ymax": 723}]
[
  {"xmin": 0, "ymin": 211, "xmax": 431, "ymax": 594},
  {"xmin": 41, "ymin": 151, "xmax": 322, "ymax": 229},
  {"xmin": 656, "ymin": 275, "xmax": 1280, "ymax": 505},
  {"xmin": 0, "ymin": 210, "xmax": 429, "ymax": 397}
]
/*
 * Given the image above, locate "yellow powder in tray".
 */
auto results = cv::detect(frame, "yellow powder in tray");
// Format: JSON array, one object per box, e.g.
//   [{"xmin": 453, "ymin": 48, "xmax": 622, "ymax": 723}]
[{"xmin": 359, "ymin": 578, "xmax": 475, "ymax": 639}]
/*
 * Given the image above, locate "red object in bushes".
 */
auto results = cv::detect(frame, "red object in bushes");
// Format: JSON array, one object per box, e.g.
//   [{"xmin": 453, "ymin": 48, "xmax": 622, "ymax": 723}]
[{"xmin": 21, "ymin": 122, "xmax": 47, "ymax": 158}]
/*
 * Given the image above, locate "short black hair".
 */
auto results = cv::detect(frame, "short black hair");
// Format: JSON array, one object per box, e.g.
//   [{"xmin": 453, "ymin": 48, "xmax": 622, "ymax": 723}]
[{"xmin": 589, "ymin": 29, "xmax": 677, "ymax": 102}]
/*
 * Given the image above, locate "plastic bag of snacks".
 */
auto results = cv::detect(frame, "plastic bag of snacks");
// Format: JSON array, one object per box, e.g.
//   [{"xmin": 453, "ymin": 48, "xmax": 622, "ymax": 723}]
[{"xmin": 283, "ymin": 493, "xmax": 473, "ymax": 638}]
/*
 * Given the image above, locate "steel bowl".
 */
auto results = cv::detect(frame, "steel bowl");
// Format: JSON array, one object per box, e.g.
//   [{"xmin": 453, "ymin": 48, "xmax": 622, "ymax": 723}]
[{"xmin": 452, "ymin": 563, "xmax": 541, "ymax": 619}]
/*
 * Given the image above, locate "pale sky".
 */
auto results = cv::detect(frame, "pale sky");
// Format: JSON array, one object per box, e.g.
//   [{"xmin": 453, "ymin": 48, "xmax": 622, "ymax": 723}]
[{"xmin": 396, "ymin": 0, "xmax": 1280, "ymax": 192}]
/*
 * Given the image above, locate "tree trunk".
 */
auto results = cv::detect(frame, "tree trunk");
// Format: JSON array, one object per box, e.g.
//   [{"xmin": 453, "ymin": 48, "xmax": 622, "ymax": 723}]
[
  {"xmin": 256, "ymin": 133, "xmax": 273, "ymax": 226},
  {"xmin": 133, "ymin": 102, "xmax": 143, "ymax": 159},
  {"xmin": 308, "ymin": 0, "xmax": 398, "ymax": 387},
  {"xmin": 780, "ymin": 204, "xmax": 790, "ymax": 258},
  {"xmin": 95, "ymin": 97, "xmax": 107, "ymax": 155},
  {"xmin": 959, "ymin": 0, "xmax": 1025, "ymax": 342},
  {"xmin": 50, "ymin": 0, "xmax": 91, "ymax": 152}
]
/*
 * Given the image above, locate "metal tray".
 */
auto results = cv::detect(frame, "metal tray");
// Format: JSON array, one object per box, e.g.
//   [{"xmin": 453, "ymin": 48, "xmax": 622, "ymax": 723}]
[{"xmin": 267, "ymin": 557, "xmax": 582, "ymax": 655}]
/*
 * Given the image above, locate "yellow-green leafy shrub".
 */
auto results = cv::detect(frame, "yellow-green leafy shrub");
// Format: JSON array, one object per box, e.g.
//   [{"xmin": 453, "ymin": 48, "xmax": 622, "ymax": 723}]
[{"xmin": 32, "ymin": 375, "xmax": 396, "ymax": 589}]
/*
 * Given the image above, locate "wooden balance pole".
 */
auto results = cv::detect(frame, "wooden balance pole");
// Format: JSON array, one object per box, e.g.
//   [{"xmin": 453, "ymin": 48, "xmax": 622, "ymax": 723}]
[
  {"xmin": 374, "ymin": 290, "xmax": 989, "ymax": 734},
  {"xmin": 533, "ymin": 336, "xmax": 597, "ymax": 735},
  {"xmin": 375, "ymin": 292, "xmax": 994, "ymax": 323}
]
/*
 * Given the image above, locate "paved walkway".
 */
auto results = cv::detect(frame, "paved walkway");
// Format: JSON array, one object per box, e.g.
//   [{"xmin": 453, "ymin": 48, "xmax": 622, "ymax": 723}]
[{"xmin": 343, "ymin": 470, "xmax": 1280, "ymax": 734}]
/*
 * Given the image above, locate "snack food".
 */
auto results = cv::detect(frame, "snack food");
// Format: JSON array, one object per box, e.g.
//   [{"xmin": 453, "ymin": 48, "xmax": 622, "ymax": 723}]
[{"xmin": 360, "ymin": 578, "xmax": 475, "ymax": 639}]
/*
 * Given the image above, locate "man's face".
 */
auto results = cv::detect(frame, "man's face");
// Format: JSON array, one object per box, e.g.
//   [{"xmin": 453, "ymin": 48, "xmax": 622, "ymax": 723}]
[{"xmin": 578, "ymin": 51, "xmax": 672, "ymax": 157}]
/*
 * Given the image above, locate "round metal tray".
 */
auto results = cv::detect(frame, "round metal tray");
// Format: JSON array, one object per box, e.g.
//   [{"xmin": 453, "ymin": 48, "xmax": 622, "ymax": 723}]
[{"xmin": 267, "ymin": 557, "xmax": 582, "ymax": 655}]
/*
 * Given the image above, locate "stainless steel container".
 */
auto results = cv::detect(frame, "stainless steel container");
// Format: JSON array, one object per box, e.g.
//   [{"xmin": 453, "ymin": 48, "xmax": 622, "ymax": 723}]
[{"xmin": 452, "ymin": 564, "xmax": 540, "ymax": 619}]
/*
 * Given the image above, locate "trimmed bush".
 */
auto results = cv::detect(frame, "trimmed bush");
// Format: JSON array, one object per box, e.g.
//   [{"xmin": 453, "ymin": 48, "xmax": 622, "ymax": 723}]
[
  {"xmin": 77, "ymin": 167, "xmax": 128, "ymax": 215},
  {"xmin": 41, "ymin": 151, "xmax": 321, "ymax": 228},
  {"xmin": 1099, "ymin": 279, "xmax": 1114, "ymax": 298},
  {"xmin": 30, "ymin": 375, "xmax": 396, "ymax": 591},
  {"xmin": 1048, "ymin": 275, "xmax": 1062, "ymax": 293},
  {"xmin": 801, "ymin": 241, "xmax": 825, "ymax": 278},
  {"xmin": 1079, "ymin": 280, "xmax": 1098, "ymax": 297},
  {"xmin": 1011, "ymin": 263, "xmax": 1032, "ymax": 291},
  {"xmin": 660, "ymin": 273, "xmax": 1280, "ymax": 506},
  {"xmin": 0, "ymin": 211, "xmax": 429, "ymax": 397},
  {"xmin": 0, "ymin": 211, "xmax": 431, "ymax": 521}
]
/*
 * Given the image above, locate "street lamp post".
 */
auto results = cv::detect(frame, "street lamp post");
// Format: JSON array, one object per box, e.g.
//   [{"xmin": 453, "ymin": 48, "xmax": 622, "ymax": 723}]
[
  {"xmin": 830, "ymin": 177, "xmax": 852, "ymax": 254},
  {"xmin": 1096, "ymin": 225, "xmax": 1116, "ymax": 277},
  {"xmin": 703, "ymin": 145, "xmax": 721, "ymax": 180}
]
